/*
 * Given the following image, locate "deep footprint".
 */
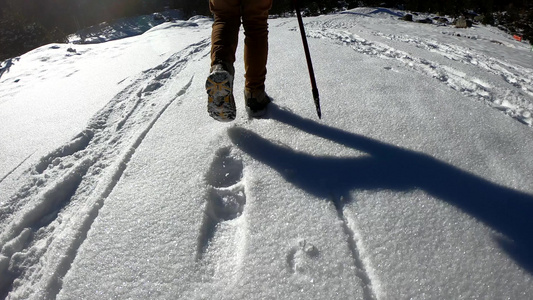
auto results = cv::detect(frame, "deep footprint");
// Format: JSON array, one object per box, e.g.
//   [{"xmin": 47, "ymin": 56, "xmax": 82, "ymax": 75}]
[
  {"xmin": 205, "ymin": 147, "xmax": 243, "ymax": 188},
  {"xmin": 197, "ymin": 147, "xmax": 246, "ymax": 261}
]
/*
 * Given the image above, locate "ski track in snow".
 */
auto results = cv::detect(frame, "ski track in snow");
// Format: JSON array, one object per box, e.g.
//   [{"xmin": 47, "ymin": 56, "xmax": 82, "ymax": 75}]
[
  {"xmin": 305, "ymin": 27, "xmax": 533, "ymax": 126},
  {"xmin": 0, "ymin": 38, "xmax": 210, "ymax": 299},
  {"xmin": 373, "ymin": 31, "xmax": 533, "ymax": 97},
  {"xmin": 333, "ymin": 196, "xmax": 377, "ymax": 300},
  {"xmin": 0, "ymin": 153, "xmax": 35, "ymax": 185}
]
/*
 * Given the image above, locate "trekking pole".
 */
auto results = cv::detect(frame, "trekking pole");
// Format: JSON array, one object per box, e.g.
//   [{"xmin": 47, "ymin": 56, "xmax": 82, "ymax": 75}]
[{"xmin": 293, "ymin": 0, "xmax": 321, "ymax": 119}]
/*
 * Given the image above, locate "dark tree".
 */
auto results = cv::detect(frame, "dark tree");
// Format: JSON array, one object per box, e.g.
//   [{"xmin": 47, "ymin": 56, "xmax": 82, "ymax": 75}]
[{"xmin": 2, "ymin": 0, "xmax": 532, "ymax": 61}]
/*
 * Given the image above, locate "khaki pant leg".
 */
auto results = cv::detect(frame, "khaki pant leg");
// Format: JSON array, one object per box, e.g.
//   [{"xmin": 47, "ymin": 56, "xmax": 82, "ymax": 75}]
[
  {"xmin": 242, "ymin": 0, "xmax": 272, "ymax": 92},
  {"xmin": 209, "ymin": 0, "xmax": 242, "ymax": 74}
]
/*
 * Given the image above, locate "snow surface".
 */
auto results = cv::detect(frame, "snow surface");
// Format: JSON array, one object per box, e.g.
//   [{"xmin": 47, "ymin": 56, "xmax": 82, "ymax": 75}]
[{"xmin": 1, "ymin": 7, "xmax": 533, "ymax": 299}]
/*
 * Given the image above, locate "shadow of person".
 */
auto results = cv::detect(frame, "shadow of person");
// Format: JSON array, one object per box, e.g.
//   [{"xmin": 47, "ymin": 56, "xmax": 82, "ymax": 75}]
[
  {"xmin": 228, "ymin": 104, "xmax": 533, "ymax": 274},
  {"xmin": 0, "ymin": 57, "xmax": 20, "ymax": 79}
]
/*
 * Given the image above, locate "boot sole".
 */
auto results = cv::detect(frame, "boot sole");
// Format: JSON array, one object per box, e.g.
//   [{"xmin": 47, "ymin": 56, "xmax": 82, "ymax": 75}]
[{"xmin": 206, "ymin": 71, "xmax": 236, "ymax": 122}]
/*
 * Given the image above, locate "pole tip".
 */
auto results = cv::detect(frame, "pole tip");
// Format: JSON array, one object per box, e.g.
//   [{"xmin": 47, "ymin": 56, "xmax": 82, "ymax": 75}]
[{"xmin": 315, "ymin": 98, "xmax": 322, "ymax": 119}]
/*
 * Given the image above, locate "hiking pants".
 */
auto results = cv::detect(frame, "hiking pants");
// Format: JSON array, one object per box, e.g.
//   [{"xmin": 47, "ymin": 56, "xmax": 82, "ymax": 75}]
[{"xmin": 209, "ymin": 0, "xmax": 272, "ymax": 92}]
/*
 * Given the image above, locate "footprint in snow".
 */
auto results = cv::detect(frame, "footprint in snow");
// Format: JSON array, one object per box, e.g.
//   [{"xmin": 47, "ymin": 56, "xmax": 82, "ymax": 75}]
[{"xmin": 197, "ymin": 147, "xmax": 246, "ymax": 260}]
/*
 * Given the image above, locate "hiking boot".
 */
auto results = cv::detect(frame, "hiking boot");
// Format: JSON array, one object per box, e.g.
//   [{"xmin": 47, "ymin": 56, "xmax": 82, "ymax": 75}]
[
  {"xmin": 245, "ymin": 89, "xmax": 271, "ymax": 117},
  {"xmin": 206, "ymin": 64, "xmax": 236, "ymax": 122}
]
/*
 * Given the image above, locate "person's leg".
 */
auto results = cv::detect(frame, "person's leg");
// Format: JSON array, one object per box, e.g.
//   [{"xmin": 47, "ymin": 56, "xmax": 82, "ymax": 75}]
[
  {"xmin": 206, "ymin": 0, "xmax": 242, "ymax": 122},
  {"xmin": 241, "ymin": 0, "xmax": 272, "ymax": 93},
  {"xmin": 209, "ymin": 0, "xmax": 241, "ymax": 75}
]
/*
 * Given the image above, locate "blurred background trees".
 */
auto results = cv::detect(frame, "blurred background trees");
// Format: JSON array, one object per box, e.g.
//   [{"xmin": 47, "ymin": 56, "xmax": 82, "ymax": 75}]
[
  {"xmin": 0, "ymin": 0, "xmax": 170, "ymax": 60},
  {"xmin": 1, "ymin": 0, "xmax": 532, "ymax": 61}
]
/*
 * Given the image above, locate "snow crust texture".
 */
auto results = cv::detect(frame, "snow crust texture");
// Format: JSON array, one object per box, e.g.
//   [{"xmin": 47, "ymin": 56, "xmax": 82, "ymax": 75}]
[{"xmin": 1, "ymin": 8, "xmax": 533, "ymax": 300}]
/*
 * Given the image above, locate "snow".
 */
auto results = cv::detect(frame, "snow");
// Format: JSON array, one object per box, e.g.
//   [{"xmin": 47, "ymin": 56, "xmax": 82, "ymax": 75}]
[{"xmin": 1, "ymin": 7, "xmax": 533, "ymax": 299}]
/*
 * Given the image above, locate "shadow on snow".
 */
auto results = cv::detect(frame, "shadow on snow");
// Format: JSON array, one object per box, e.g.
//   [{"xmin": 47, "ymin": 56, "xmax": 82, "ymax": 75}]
[
  {"xmin": 0, "ymin": 58, "xmax": 19, "ymax": 80},
  {"xmin": 228, "ymin": 104, "xmax": 533, "ymax": 274}
]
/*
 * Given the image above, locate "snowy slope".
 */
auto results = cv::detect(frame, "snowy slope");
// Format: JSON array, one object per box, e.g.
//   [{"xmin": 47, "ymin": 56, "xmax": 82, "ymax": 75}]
[{"xmin": 1, "ymin": 8, "xmax": 533, "ymax": 299}]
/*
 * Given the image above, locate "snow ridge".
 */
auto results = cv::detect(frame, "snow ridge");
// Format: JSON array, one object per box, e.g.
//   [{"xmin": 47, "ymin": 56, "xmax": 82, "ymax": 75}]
[{"xmin": 0, "ymin": 38, "xmax": 209, "ymax": 299}]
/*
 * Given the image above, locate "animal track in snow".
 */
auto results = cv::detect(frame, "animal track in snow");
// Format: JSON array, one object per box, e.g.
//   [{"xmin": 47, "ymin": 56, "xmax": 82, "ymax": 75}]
[{"xmin": 286, "ymin": 239, "xmax": 320, "ymax": 275}]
